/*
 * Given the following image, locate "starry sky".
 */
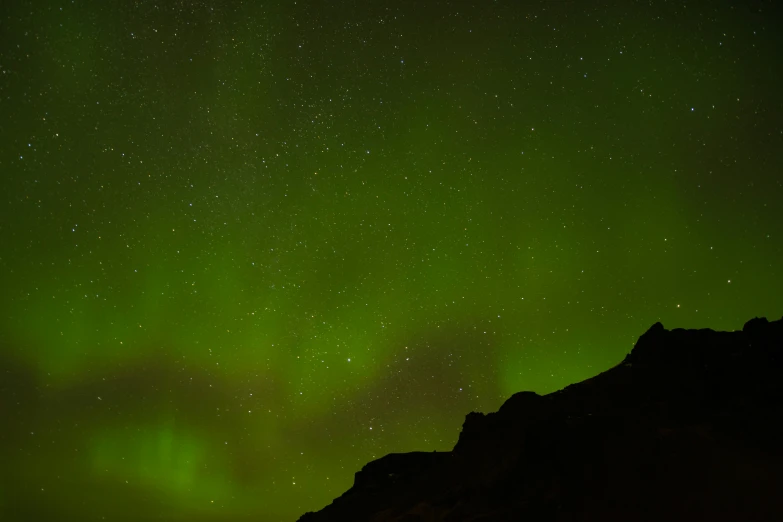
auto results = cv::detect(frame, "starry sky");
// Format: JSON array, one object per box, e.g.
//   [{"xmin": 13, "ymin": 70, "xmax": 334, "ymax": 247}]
[{"xmin": 1, "ymin": 0, "xmax": 782, "ymax": 520}]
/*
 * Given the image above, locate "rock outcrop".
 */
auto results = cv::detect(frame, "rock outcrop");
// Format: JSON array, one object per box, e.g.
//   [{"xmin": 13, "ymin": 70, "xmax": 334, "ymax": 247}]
[{"xmin": 299, "ymin": 317, "xmax": 783, "ymax": 521}]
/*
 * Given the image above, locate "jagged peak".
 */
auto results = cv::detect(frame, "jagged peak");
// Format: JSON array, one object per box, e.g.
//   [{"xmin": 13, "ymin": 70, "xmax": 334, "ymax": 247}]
[
  {"xmin": 647, "ymin": 321, "xmax": 666, "ymax": 333},
  {"xmin": 744, "ymin": 316, "xmax": 770, "ymax": 332}
]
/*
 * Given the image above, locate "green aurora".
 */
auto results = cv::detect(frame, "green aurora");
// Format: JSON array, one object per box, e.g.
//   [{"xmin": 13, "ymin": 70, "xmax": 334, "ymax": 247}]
[{"xmin": 1, "ymin": 0, "xmax": 782, "ymax": 520}]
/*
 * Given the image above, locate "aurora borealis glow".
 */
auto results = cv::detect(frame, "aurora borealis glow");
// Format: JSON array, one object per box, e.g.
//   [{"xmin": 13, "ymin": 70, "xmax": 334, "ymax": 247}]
[{"xmin": 1, "ymin": 0, "xmax": 782, "ymax": 520}]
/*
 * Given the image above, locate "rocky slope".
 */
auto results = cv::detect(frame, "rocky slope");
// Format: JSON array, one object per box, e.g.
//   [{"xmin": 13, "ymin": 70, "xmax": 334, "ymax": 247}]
[{"xmin": 298, "ymin": 317, "xmax": 783, "ymax": 522}]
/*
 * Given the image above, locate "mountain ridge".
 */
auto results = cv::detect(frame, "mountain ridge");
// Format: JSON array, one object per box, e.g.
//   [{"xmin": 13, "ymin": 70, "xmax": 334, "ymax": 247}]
[{"xmin": 299, "ymin": 317, "xmax": 783, "ymax": 522}]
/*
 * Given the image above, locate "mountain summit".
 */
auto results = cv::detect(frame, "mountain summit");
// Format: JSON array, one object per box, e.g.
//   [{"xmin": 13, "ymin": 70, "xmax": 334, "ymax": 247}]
[{"xmin": 299, "ymin": 317, "xmax": 783, "ymax": 522}]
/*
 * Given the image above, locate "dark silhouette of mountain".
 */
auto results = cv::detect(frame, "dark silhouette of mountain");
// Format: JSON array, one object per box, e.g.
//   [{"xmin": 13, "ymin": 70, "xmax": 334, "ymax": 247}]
[{"xmin": 298, "ymin": 317, "xmax": 783, "ymax": 522}]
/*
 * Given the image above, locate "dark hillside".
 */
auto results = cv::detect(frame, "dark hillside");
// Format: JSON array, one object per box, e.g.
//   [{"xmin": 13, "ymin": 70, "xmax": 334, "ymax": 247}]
[{"xmin": 299, "ymin": 317, "xmax": 783, "ymax": 522}]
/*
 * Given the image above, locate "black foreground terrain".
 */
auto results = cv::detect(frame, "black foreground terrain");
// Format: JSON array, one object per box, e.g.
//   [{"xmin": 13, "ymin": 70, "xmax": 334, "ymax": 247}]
[{"xmin": 299, "ymin": 317, "xmax": 783, "ymax": 522}]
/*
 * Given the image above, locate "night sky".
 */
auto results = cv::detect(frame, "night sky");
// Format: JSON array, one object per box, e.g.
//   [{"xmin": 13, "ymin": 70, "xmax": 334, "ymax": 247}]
[{"xmin": 1, "ymin": 0, "xmax": 782, "ymax": 520}]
